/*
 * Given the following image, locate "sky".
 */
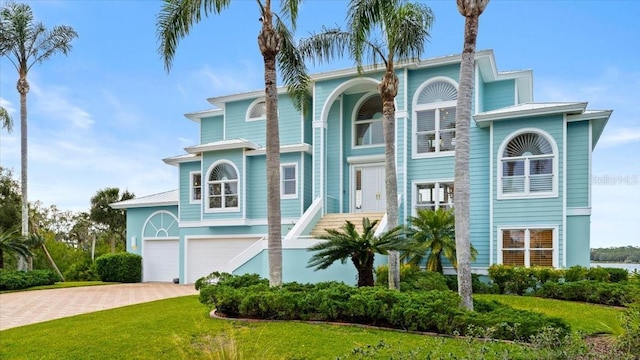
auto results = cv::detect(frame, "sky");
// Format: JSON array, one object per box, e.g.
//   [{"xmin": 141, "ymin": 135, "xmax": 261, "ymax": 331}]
[{"xmin": 0, "ymin": 0, "xmax": 638, "ymax": 249}]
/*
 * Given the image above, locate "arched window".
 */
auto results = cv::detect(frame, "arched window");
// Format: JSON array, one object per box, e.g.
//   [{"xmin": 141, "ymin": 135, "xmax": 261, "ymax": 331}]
[
  {"xmin": 413, "ymin": 79, "xmax": 458, "ymax": 156},
  {"xmin": 246, "ymin": 99, "xmax": 266, "ymax": 121},
  {"xmin": 499, "ymin": 131, "xmax": 556, "ymax": 197},
  {"xmin": 207, "ymin": 162, "xmax": 239, "ymax": 210},
  {"xmin": 354, "ymin": 93, "xmax": 384, "ymax": 147}
]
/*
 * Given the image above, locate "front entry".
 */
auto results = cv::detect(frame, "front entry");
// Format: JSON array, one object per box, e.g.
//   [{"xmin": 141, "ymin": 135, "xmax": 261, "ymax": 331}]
[{"xmin": 353, "ymin": 165, "xmax": 386, "ymax": 213}]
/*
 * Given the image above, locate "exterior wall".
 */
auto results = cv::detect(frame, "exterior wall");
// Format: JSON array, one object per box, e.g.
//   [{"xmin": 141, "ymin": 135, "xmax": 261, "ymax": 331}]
[
  {"xmin": 125, "ymin": 205, "xmax": 179, "ymax": 254},
  {"xmin": 245, "ymin": 156, "xmax": 267, "ymax": 220},
  {"xmin": 566, "ymin": 215, "xmax": 591, "ymax": 267},
  {"xmin": 201, "ymin": 115, "xmax": 224, "ymax": 143},
  {"xmin": 483, "ymin": 80, "xmax": 516, "ymax": 111},
  {"xmin": 179, "ymin": 161, "xmax": 201, "ymax": 222},
  {"xmin": 303, "ymin": 153, "xmax": 313, "ymax": 210},
  {"xmin": 469, "ymin": 124, "xmax": 491, "ymax": 268},
  {"xmin": 492, "ymin": 115, "xmax": 565, "ymax": 266},
  {"xmin": 566, "ymin": 121, "xmax": 590, "ymax": 208}
]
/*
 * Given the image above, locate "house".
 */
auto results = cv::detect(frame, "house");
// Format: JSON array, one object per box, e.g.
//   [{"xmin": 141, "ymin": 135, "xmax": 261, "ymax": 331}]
[{"xmin": 111, "ymin": 50, "xmax": 611, "ymax": 284}]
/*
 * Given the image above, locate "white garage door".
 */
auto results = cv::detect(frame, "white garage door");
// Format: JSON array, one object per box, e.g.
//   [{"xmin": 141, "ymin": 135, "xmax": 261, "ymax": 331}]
[
  {"xmin": 143, "ymin": 239, "xmax": 179, "ymax": 282},
  {"xmin": 186, "ymin": 237, "xmax": 258, "ymax": 283}
]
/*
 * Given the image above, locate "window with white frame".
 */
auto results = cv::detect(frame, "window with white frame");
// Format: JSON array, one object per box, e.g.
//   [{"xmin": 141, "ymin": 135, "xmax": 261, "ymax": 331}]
[
  {"xmin": 500, "ymin": 132, "xmax": 555, "ymax": 197},
  {"xmin": 281, "ymin": 163, "xmax": 297, "ymax": 198},
  {"xmin": 414, "ymin": 80, "xmax": 458, "ymax": 155},
  {"xmin": 415, "ymin": 181, "xmax": 454, "ymax": 212},
  {"xmin": 207, "ymin": 162, "xmax": 239, "ymax": 210},
  {"xmin": 500, "ymin": 228, "xmax": 555, "ymax": 267},
  {"xmin": 190, "ymin": 172, "xmax": 202, "ymax": 203},
  {"xmin": 247, "ymin": 99, "xmax": 266, "ymax": 121},
  {"xmin": 354, "ymin": 94, "xmax": 384, "ymax": 147}
]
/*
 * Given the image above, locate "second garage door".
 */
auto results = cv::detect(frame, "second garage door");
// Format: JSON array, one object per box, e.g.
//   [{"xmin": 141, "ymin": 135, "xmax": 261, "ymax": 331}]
[{"xmin": 186, "ymin": 237, "xmax": 259, "ymax": 283}]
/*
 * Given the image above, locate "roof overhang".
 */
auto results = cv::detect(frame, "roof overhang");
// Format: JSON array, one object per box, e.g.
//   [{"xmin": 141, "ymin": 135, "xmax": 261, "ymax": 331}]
[
  {"xmin": 184, "ymin": 138, "xmax": 260, "ymax": 154},
  {"xmin": 567, "ymin": 110, "xmax": 612, "ymax": 148},
  {"xmin": 474, "ymin": 102, "xmax": 588, "ymax": 128},
  {"xmin": 162, "ymin": 153, "xmax": 202, "ymax": 166},
  {"xmin": 184, "ymin": 108, "xmax": 223, "ymax": 123},
  {"xmin": 110, "ymin": 190, "xmax": 179, "ymax": 209},
  {"xmin": 246, "ymin": 143, "xmax": 312, "ymax": 156}
]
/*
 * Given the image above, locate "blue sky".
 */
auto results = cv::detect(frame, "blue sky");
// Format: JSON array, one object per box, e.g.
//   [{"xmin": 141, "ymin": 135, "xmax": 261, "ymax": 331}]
[{"xmin": 0, "ymin": 0, "xmax": 638, "ymax": 248}]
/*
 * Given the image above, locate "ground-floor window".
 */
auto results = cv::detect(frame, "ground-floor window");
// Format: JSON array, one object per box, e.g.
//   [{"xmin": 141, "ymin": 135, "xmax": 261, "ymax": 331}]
[
  {"xmin": 499, "ymin": 228, "xmax": 555, "ymax": 267},
  {"xmin": 414, "ymin": 181, "xmax": 454, "ymax": 212}
]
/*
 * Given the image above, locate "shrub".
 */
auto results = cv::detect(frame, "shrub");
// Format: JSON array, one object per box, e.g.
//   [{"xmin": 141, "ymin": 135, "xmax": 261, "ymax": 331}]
[
  {"xmin": 536, "ymin": 280, "xmax": 639, "ymax": 306},
  {"xmin": 444, "ymin": 274, "xmax": 498, "ymax": 294},
  {"xmin": 376, "ymin": 264, "xmax": 449, "ymax": 292},
  {"xmin": 564, "ymin": 265, "xmax": 588, "ymax": 282},
  {"xmin": 586, "ymin": 266, "xmax": 610, "ymax": 282},
  {"xmin": 531, "ymin": 266, "xmax": 564, "ymax": 286},
  {"xmin": 506, "ymin": 266, "xmax": 537, "ymax": 295},
  {"xmin": 64, "ymin": 259, "xmax": 99, "ymax": 281},
  {"xmin": 0, "ymin": 269, "xmax": 61, "ymax": 290},
  {"xmin": 95, "ymin": 252, "xmax": 141, "ymax": 283},
  {"xmin": 604, "ymin": 267, "xmax": 629, "ymax": 283},
  {"xmin": 487, "ymin": 264, "xmax": 514, "ymax": 294}
]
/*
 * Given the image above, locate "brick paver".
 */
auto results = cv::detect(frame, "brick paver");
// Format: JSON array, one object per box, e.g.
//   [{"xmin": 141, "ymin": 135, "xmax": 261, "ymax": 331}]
[{"xmin": 0, "ymin": 283, "xmax": 198, "ymax": 331}]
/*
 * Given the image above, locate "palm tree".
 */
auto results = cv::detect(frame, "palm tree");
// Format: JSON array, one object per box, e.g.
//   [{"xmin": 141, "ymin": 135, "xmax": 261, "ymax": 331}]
[
  {"xmin": 403, "ymin": 208, "xmax": 476, "ymax": 273},
  {"xmin": 25, "ymin": 233, "xmax": 65, "ymax": 281},
  {"xmin": 307, "ymin": 217, "xmax": 405, "ymax": 287},
  {"xmin": 1, "ymin": 106, "xmax": 12, "ymax": 132},
  {"xmin": 157, "ymin": 0, "xmax": 309, "ymax": 287},
  {"xmin": 0, "ymin": 2, "xmax": 78, "ymax": 270},
  {"xmin": 0, "ymin": 229, "xmax": 31, "ymax": 269},
  {"xmin": 454, "ymin": 0, "xmax": 490, "ymax": 310},
  {"xmin": 90, "ymin": 188, "xmax": 134, "ymax": 253},
  {"xmin": 299, "ymin": 0, "xmax": 434, "ymax": 289}
]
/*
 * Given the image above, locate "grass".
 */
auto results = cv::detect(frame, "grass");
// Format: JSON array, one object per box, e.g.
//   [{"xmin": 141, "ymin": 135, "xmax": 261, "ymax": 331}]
[
  {"xmin": 0, "ymin": 281, "xmax": 116, "ymax": 294},
  {"xmin": 476, "ymin": 294, "xmax": 624, "ymax": 335},
  {"xmin": 1, "ymin": 295, "xmax": 540, "ymax": 360}
]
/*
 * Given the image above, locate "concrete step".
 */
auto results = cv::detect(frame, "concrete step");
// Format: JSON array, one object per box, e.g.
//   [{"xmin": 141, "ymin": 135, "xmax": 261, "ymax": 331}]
[{"xmin": 311, "ymin": 212, "xmax": 384, "ymax": 238}]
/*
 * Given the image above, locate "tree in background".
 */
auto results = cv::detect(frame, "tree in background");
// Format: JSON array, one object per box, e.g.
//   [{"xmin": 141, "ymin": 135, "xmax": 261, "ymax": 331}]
[
  {"xmin": 0, "ymin": 167, "xmax": 21, "ymax": 233},
  {"xmin": 25, "ymin": 233, "xmax": 65, "ymax": 280},
  {"xmin": 157, "ymin": 0, "xmax": 309, "ymax": 286},
  {"xmin": 299, "ymin": 0, "xmax": 434, "ymax": 289},
  {"xmin": 90, "ymin": 188, "xmax": 134, "ymax": 253},
  {"xmin": 0, "ymin": 106, "xmax": 12, "ymax": 132},
  {"xmin": 0, "ymin": 2, "xmax": 78, "ymax": 270},
  {"xmin": 454, "ymin": 0, "xmax": 490, "ymax": 310}
]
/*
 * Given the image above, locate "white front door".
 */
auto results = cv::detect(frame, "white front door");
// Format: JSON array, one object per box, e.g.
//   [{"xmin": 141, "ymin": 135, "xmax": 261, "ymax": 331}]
[{"xmin": 354, "ymin": 165, "xmax": 386, "ymax": 213}]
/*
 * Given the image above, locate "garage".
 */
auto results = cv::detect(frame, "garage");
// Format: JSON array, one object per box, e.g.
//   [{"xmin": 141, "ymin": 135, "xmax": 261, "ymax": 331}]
[
  {"xmin": 185, "ymin": 237, "xmax": 259, "ymax": 283},
  {"xmin": 143, "ymin": 239, "xmax": 179, "ymax": 282}
]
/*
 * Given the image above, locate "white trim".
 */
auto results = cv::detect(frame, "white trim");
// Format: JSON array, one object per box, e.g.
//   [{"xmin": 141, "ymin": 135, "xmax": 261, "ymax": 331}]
[
  {"xmin": 496, "ymin": 128, "xmax": 559, "ymax": 200},
  {"xmin": 352, "ymin": 90, "xmax": 385, "ymax": 149},
  {"xmin": 281, "ymin": 162, "xmax": 298, "ymax": 199},
  {"xmin": 184, "ymin": 108, "xmax": 223, "ymax": 122},
  {"xmin": 489, "ymin": 123, "xmax": 494, "ymax": 265},
  {"xmin": 242, "ymin": 150, "xmax": 247, "ymax": 219},
  {"xmin": 300, "ymin": 153, "xmax": 305, "ymax": 215},
  {"xmin": 563, "ymin": 115, "xmax": 568, "ymax": 268},
  {"xmin": 588, "ymin": 122, "xmax": 593, "ymax": 208},
  {"xmin": 285, "ymin": 197, "xmax": 323, "ymax": 241},
  {"xmin": 346, "ymin": 154, "xmax": 386, "ymax": 164},
  {"xmin": 566, "ymin": 110, "xmax": 613, "ymax": 122},
  {"xmin": 403, "ymin": 87, "xmax": 408, "ymax": 225},
  {"xmin": 207, "ymin": 87, "xmax": 288, "ymax": 108},
  {"xmin": 185, "ymin": 139, "xmax": 260, "ymax": 154},
  {"xmin": 339, "ymin": 95, "xmax": 344, "ymax": 209},
  {"xmin": 410, "ymin": 179, "xmax": 455, "ymax": 216},
  {"xmin": 396, "ymin": 110, "xmax": 408, "ymax": 118},
  {"xmin": 320, "ymin": 77, "xmax": 380, "ymax": 129},
  {"xmin": 474, "ymin": 102, "xmax": 587, "ymax": 125},
  {"xmin": 163, "ymin": 154, "xmax": 201, "ymax": 166},
  {"xmin": 189, "ymin": 171, "xmax": 202, "ymax": 205},
  {"xmin": 204, "ymin": 160, "xmax": 241, "ymax": 214},
  {"xmin": 566, "ymin": 207, "xmax": 591, "ymax": 216},
  {"xmin": 350, "ymin": 163, "xmax": 385, "ymax": 213},
  {"xmin": 246, "ymin": 143, "xmax": 312, "ymax": 156},
  {"xmin": 179, "ymin": 217, "xmax": 300, "ymax": 228},
  {"xmin": 142, "ymin": 210, "xmax": 179, "ymax": 239},
  {"xmin": 245, "ymin": 98, "xmax": 266, "ymax": 122},
  {"xmin": 474, "ymin": 62, "xmax": 480, "ymax": 115},
  {"xmin": 496, "ymin": 226, "xmax": 559, "ymax": 268}
]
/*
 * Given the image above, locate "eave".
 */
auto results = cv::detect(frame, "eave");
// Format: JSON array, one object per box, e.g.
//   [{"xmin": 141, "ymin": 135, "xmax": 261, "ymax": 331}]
[
  {"xmin": 474, "ymin": 102, "xmax": 588, "ymax": 128},
  {"xmin": 184, "ymin": 138, "xmax": 260, "ymax": 154}
]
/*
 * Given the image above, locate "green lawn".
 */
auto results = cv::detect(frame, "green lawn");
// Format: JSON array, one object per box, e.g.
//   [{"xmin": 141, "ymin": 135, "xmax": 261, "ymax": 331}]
[
  {"xmin": 476, "ymin": 294, "xmax": 624, "ymax": 335},
  {"xmin": 0, "ymin": 293, "xmax": 625, "ymax": 359},
  {"xmin": 0, "ymin": 281, "xmax": 116, "ymax": 294}
]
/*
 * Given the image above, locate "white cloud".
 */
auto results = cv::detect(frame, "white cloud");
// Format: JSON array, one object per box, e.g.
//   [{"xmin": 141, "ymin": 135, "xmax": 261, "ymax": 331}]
[
  {"xmin": 0, "ymin": 97, "xmax": 16, "ymax": 115},
  {"xmin": 599, "ymin": 127, "xmax": 640, "ymax": 148},
  {"xmin": 30, "ymin": 82, "xmax": 95, "ymax": 129}
]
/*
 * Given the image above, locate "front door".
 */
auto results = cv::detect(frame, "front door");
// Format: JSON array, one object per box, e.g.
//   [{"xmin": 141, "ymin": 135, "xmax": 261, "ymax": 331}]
[{"xmin": 353, "ymin": 165, "xmax": 386, "ymax": 213}]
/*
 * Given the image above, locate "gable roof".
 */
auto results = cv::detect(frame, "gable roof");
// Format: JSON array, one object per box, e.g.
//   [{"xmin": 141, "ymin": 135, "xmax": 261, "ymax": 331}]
[{"xmin": 110, "ymin": 189, "xmax": 178, "ymax": 209}]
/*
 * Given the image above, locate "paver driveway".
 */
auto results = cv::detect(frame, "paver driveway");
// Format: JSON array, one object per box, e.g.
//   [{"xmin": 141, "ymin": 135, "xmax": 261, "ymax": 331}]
[{"xmin": 0, "ymin": 283, "xmax": 198, "ymax": 331}]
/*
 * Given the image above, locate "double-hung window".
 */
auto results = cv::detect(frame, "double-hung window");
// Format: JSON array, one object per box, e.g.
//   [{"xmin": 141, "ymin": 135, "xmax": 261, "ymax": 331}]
[
  {"xmin": 414, "ymin": 181, "xmax": 454, "ymax": 212},
  {"xmin": 500, "ymin": 228, "xmax": 555, "ymax": 267},
  {"xmin": 281, "ymin": 163, "xmax": 297, "ymax": 198},
  {"xmin": 413, "ymin": 80, "xmax": 458, "ymax": 156},
  {"xmin": 190, "ymin": 172, "xmax": 202, "ymax": 203},
  {"xmin": 207, "ymin": 162, "xmax": 239, "ymax": 210}
]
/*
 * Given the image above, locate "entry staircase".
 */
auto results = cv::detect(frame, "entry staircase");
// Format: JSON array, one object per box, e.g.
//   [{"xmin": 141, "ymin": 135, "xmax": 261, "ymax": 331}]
[{"xmin": 310, "ymin": 212, "xmax": 385, "ymax": 238}]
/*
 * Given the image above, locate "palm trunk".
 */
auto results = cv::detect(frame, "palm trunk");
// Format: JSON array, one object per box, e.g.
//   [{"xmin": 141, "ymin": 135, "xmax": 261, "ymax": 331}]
[
  {"xmin": 42, "ymin": 243, "xmax": 65, "ymax": 281},
  {"xmin": 18, "ymin": 75, "xmax": 29, "ymax": 271},
  {"xmin": 381, "ymin": 69, "xmax": 400, "ymax": 290},
  {"xmin": 455, "ymin": 1, "xmax": 486, "ymax": 311},
  {"xmin": 354, "ymin": 253, "xmax": 375, "ymax": 287},
  {"xmin": 259, "ymin": 7, "xmax": 283, "ymax": 287}
]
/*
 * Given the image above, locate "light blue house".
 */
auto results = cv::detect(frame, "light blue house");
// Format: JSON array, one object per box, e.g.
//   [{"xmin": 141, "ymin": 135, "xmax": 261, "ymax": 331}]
[{"xmin": 112, "ymin": 50, "xmax": 611, "ymax": 284}]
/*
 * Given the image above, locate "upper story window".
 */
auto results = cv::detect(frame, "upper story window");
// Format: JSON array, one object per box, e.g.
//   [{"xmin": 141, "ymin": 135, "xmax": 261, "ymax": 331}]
[
  {"xmin": 354, "ymin": 93, "xmax": 384, "ymax": 147},
  {"xmin": 281, "ymin": 163, "xmax": 298, "ymax": 198},
  {"xmin": 246, "ymin": 99, "xmax": 266, "ymax": 121},
  {"xmin": 413, "ymin": 79, "xmax": 458, "ymax": 156},
  {"xmin": 207, "ymin": 161, "xmax": 239, "ymax": 211},
  {"xmin": 499, "ymin": 131, "xmax": 557, "ymax": 198},
  {"xmin": 190, "ymin": 172, "xmax": 202, "ymax": 203},
  {"xmin": 414, "ymin": 181, "xmax": 454, "ymax": 212}
]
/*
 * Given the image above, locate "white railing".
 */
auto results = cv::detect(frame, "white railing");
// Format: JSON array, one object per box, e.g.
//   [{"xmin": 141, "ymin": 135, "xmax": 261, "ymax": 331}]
[{"xmin": 284, "ymin": 196, "xmax": 323, "ymax": 240}]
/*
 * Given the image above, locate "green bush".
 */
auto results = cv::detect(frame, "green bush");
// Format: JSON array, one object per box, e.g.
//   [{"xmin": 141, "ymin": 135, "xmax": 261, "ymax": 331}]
[
  {"xmin": 95, "ymin": 252, "xmax": 141, "ymax": 283},
  {"xmin": 64, "ymin": 259, "xmax": 99, "ymax": 281},
  {"xmin": 375, "ymin": 265, "xmax": 449, "ymax": 292},
  {"xmin": 444, "ymin": 274, "xmax": 498, "ymax": 294},
  {"xmin": 487, "ymin": 264, "xmax": 514, "ymax": 294},
  {"xmin": 506, "ymin": 266, "xmax": 537, "ymax": 295},
  {"xmin": 564, "ymin": 265, "xmax": 588, "ymax": 282},
  {"xmin": 0, "ymin": 269, "xmax": 61, "ymax": 290},
  {"xmin": 199, "ymin": 273, "xmax": 570, "ymax": 342},
  {"xmin": 586, "ymin": 266, "xmax": 610, "ymax": 282},
  {"xmin": 536, "ymin": 280, "xmax": 639, "ymax": 306},
  {"xmin": 531, "ymin": 266, "xmax": 564, "ymax": 285},
  {"xmin": 604, "ymin": 267, "xmax": 629, "ymax": 283}
]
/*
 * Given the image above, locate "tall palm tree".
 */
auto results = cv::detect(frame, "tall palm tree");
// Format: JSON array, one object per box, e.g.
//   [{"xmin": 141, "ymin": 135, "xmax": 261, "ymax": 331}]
[
  {"xmin": 25, "ymin": 233, "xmax": 65, "ymax": 281},
  {"xmin": 0, "ymin": 106, "xmax": 12, "ymax": 132},
  {"xmin": 157, "ymin": 0, "xmax": 309, "ymax": 286},
  {"xmin": 403, "ymin": 208, "xmax": 476, "ymax": 273},
  {"xmin": 454, "ymin": 0, "xmax": 490, "ymax": 311},
  {"xmin": 0, "ymin": 228, "xmax": 31, "ymax": 269},
  {"xmin": 299, "ymin": 0, "xmax": 434, "ymax": 289},
  {"xmin": 308, "ymin": 217, "xmax": 404, "ymax": 287},
  {"xmin": 0, "ymin": 2, "xmax": 78, "ymax": 270}
]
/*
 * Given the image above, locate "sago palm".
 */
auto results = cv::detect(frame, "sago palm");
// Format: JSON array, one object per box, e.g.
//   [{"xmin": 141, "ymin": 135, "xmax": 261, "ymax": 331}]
[
  {"xmin": 299, "ymin": 0, "xmax": 434, "ymax": 289},
  {"xmin": 454, "ymin": 0, "xmax": 490, "ymax": 310},
  {"xmin": 0, "ymin": 229, "xmax": 31, "ymax": 269},
  {"xmin": 403, "ymin": 208, "xmax": 476, "ymax": 273},
  {"xmin": 157, "ymin": 0, "xmax": 309, "ymax": 286},
  {"xmin": 0, "ymin": 2, "xmax": 77, "ymax": 270},
  {"xmin": 307, "ymin": 217, "xmax": 405, "ymax": 287}
]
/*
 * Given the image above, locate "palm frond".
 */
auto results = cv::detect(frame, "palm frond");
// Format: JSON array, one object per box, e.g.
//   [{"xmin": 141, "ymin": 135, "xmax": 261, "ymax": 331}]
[
  {"xmin": 27, "ymin": 24, "xmax": 78, "ymax": 72},
  {"xmin": 274, "ymin": 15, "xmax": 310, "ymax": 113},
  {"xmin": 387, "ymin": 2, "xmax": 434, "ymax": 63},
  {"xmin": 298, "ymin": 27, "xmax": 352, "ymax": 67},
  {"xmin": 0, "ymin": 106, "xmax": 12, "ymax": 133},
  {"xmin": 0, "ymin": 228, "xmax": 32, "ymax": 259}
]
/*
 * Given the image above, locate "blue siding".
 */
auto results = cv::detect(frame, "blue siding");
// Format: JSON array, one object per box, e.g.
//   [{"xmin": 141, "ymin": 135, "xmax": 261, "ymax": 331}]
[
  {"xmin": 566, "ymin": 215, "xmax": 590, "ymax": 267},
  {"xmin": 566, "ymin": 121, "xmax": 590, "ymax": 208},
  {"xmin": 246, "ymin": 156, "xmax": 266, "ymax": 220},
  {"xmin": 303, "ymin": 153, "xmax": 313, "ymax": 210},
  {"xmin": 483, "ymin": 80, "xmax": 515, "ymax": 111},
  {"xmin": 326, "ymin": 98, "xmax": 343, "ymax": 210},
  {"xmin": 201, "ymin": 115, "xmax": 224, "ymax": 143},
  {"xmin": 280, "ymin": 152, "xmax": 303, "ymax": 218},
  {"xmin": 179, "ymin": 161, "xmax": 201, "ymax": 221},
  {"xmin": 469, "ymin": 126, "xmax": 491, "ymax": 267},
  {"xmin": 125, "ymin": 206, "xmax": 178, "ymax": 254}
]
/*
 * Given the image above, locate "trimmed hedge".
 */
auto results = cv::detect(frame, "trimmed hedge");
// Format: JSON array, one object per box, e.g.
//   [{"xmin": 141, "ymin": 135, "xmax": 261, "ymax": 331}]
[
  {"xmin": 375, "ymin": 264, "xmax": 449, "ymax": 292},
  {"xmin": 199, "ymin": 273, "xmax": 569, "ymax": 342},
  {"xmin": 0, "ymin": 269, "xmax": 61, "ymax": 290},
  {"xmin": 95, "ymin": 252, "xmax": 142, "ymax": 283},
  {"xmin": 536, "ymin": 280, "xmax": 640, "ymax": 306}
]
